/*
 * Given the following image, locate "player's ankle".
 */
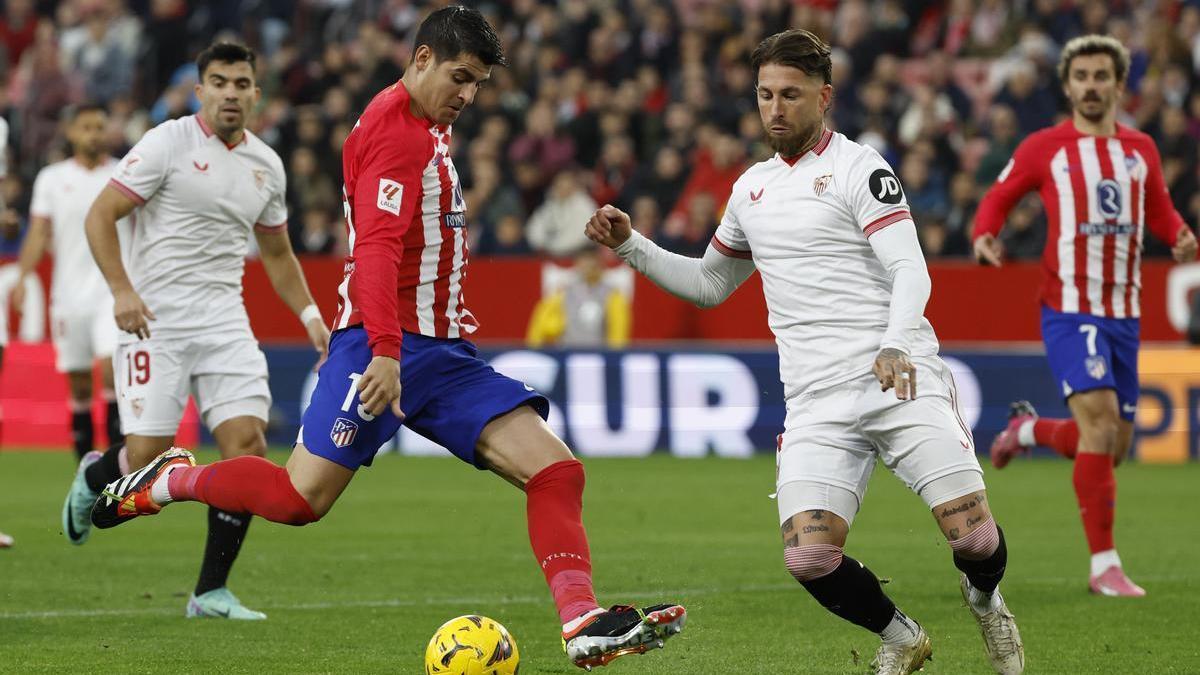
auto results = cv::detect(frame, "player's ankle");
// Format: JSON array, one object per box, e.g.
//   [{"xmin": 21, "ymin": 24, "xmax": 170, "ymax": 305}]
[
  {"xmin": 151, "ymin": 464, "xmax": 186, "ymax": 506},
  {"xmin": 878, "ymin": 609, "xmax": 921, "ymax": 645}
]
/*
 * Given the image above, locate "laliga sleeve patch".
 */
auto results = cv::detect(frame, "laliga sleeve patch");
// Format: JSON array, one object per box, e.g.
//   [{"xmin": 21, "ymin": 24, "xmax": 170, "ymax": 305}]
[
  {"xmin": 377, "ymin": 178, "xmax": 403, "ymax": 215},
  {"xmin": 868, "ymin": 169, "xmax": 904, "ymax": 204}
]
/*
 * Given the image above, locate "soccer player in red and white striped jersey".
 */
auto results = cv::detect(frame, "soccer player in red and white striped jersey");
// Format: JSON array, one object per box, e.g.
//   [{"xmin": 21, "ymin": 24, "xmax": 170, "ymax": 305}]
[
  {"xmin": 973, "ymin": 35, "xmax": 1198, "ymax": 597},
  {"xmin": 89, "ymin": 7, "xmax": 684, "ymax": 668}
]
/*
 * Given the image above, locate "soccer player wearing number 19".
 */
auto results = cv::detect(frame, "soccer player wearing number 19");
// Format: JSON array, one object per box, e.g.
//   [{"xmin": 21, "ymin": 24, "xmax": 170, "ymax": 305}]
[
  {"xmin": 89, "ymin": 7, "xmax": 683, "ymax": 670},
  {"xmin": 66, "ymin": 42, "xmax": 330, "ymax": 619},
  {"xmin": 589, "ymin": 30, "xmax": 1023, "ymax": 675},
  {"xmin": 974, "ymin": 36, "xmax": 1198, "ymax": 598}
]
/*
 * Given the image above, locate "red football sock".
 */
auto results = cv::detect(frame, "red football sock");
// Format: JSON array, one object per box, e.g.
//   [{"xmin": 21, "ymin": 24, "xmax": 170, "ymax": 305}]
[
  {"xmin": 167, "ymin": 455, "xmax": 317, "ymax": 525},
  {"xmin": 1072, "ymin": 452, "xmax": 1116, "ymax": 554},
  {"xmin": 1033, "ymin": 418, "xmax": 1078, "ymax": 459},
  {"xmin": 525, "ymin": 459, "xmax": 600, "ymax": 625}
]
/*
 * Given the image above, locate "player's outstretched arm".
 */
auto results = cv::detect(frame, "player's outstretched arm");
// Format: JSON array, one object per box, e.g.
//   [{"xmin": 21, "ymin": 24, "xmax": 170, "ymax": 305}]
[
  {"xmin": 255, "ymin": 228, "xmax": 330, "ymax": 363},
  {"xmin": 586, "ymin": 205, "xmax": 754, "ymax": 308},
  {"xmin": 86, "ymin": 186, "xmax": 155, "ymax": 339},
  {"xmin": 9, "ymin": 215, "xmax": 49, "ymax": 313}
]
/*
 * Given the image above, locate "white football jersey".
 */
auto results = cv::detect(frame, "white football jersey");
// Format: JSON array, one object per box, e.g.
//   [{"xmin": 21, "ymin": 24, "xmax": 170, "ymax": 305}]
[
  {"xmin": 714, "ymin": 129, "xmax": 939, "ymax": 398},
  {"xmin": 30, "ymin": 158, "xmax": 131, "ymax": 312},
  {"xmin": 109, "ymin": 115, "xmax": 288, "ymax": 341}
]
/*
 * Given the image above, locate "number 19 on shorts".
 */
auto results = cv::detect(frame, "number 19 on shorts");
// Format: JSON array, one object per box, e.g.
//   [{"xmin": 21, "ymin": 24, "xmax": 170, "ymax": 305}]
[{"xmin": 126, "ymin": 350, "xmax": 150, "ymax": 386}]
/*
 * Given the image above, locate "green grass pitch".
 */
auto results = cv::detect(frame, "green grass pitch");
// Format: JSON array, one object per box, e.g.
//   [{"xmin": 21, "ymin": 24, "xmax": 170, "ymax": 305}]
[{"xmin": 1, "ymin": 450, "xmax": 1197, "ymax": 673}]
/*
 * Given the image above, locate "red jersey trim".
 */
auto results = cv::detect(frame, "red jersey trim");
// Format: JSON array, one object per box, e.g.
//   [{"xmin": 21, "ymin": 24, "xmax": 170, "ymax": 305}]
[
  {"xmin": 780, "ymin": 128, "xmax": 834, "ymax": 166},
  {"xmin": 863, "ymin": 209, "xmax": 911, "ymax": 237},
  {"xmin": 711, "ymin": 234, "xmax": 753, "ymax": 259},
  {"xmin": 254, "ymin": 221, "xmax": 287, "ymax": 233},
  {"xmin": 108, "ymin": 178, "xmax": 147, "ymax": 205},
  {"xmin": 194, "ymin": 114, "xmax": 248, "ymax": 150}
]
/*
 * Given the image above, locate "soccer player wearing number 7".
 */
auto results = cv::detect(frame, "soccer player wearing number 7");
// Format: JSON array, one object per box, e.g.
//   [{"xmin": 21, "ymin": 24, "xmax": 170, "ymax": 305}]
[
  {"xmin": 88, "ymin": 7, "xmax": 684, "ymax": 670},
  {"xmin": 973, "ymin": 36, "xmax": 1198, "ymax": 598},
  {"xmin": 63, "ymin": 42, "xmax": 331, "ymax": 620},
  {"xmin": 590, "ymin": 30, "xmax": 1022, "ymax": 675}
]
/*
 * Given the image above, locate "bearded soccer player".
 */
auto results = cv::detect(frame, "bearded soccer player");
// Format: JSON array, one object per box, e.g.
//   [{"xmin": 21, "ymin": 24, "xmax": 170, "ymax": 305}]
[
  {"xmin": 62, "ymin": 42, "xmax": 330, "ymax": 619},
  {"xmin": 88, "ymin": 7, "xmax": 684, "ymax": 669},
  {"xmin": 11, "ymin": 105, "xmax": 128, "ymax": 461},
  {"xmin": 588, "ymin": 30, "xmax": 1022, "ymax": 675},
  {"xmin": 974, "ymin": 35, "xmax": 1197, "ymax": 598}
]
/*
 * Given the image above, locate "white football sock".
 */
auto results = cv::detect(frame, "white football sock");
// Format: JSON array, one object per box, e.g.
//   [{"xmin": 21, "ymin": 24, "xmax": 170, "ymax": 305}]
[
  {"xmin": 879, "ymin": 609, "xmax": 921, "ymax": 645},
  {"xmin": 966, "ymin": 580, "xmax": 1003, "ymax": 614},
  {"xmin": 1091, "ymin": 549, "xmax": 1121, "ymax": 578},
  {"xmin": 149, "ymin": 465, "xmax": 181, "ymax": 506},
  {"xmin": 562, "ymin": 607, "xmax": 605, "ymax": 634},
  {"xmin": 1017, "ymin": 420, "xmax": 1036, "ymax": 447}
]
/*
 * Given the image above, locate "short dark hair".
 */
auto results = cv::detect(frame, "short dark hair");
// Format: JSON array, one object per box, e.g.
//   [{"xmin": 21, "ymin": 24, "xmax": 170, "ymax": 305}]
[
  {"xmin": 751, "ymin": 29, "xmax": 832, "ymax": 85},
  {"xmin": 68, "ymin": 103, "xmax": 107, "ymax": 121},
  {"xmin": 412, "ymin": 5, "xmax": 507, "ymax": 67},
  {"xmin": 1058, "ymin": 34, "xmax": 1130, "ymax": 84},
  {"xmin": 196, "ymin": 42, "xmax": 257, "ymax": 79}
]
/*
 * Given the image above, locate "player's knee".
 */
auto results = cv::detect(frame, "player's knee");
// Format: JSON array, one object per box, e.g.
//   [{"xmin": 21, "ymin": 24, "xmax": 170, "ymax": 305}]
[
  {"xmin": 948, "ymin": 516, "xmax": 1000, "ymax": 561},
  {"xmin": 281, "ymin": 475, "xmax": 324, "ymax": 525},
  {"xmin": 785, "ymin": 543, "xmax": 844, "ymax": 583}
]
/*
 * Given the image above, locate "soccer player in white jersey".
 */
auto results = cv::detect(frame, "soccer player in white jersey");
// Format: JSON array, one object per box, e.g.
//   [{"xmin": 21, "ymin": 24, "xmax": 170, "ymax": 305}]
[
  {"xmin": 11, "ymin": 105, "xmax": 128, "ymax": 461},
  {"xmin": 59, "ymin": 43, "xmax": 329, "ymax": 619},
  {"xmin": 588, "ymin": 30, "xmax": 1024, "ymax": 675}
]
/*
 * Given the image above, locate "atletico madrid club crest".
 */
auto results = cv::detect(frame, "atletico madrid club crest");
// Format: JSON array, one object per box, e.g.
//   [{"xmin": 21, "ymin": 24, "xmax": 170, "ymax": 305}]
[
  {"xmin": 1085, "ymin": 355, "xmax": 1108, "ymax": 380},
  {"xmin": 330, "ymin": 417, "xmax": 359, "ymax": 448}
]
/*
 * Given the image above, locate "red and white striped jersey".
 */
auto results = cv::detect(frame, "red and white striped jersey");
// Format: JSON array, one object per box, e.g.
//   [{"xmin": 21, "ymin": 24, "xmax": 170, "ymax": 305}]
[
  {"xmin": 974, "ymin": 120, "xmax": 1187, "ymax": 319},
  {"xmin": 331, "ymin": 82, "xmax": 476, "ymax": 358}
]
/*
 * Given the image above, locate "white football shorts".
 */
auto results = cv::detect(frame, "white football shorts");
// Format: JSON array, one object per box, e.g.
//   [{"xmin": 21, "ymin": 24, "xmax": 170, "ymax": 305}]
[
  {"xmin": 51, "ymin": 300, "xmax": 118, "ymax": 373},
  {"xmin": 115, "ymin": 332, "xmax": 270, "ymax": 437},
  {"xmin": 775, "ymin": 354, "xmax": 984, "ymax": 526}
]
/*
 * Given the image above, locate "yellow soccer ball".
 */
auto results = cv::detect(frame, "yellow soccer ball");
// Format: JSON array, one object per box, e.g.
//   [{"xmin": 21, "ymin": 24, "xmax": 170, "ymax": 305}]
[{"xmin": 424, "ymin": 615, "xmax": 520, "ymax": 675}]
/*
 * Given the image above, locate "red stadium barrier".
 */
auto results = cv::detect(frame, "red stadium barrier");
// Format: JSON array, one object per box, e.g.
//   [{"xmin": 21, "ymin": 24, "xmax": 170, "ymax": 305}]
[
  {"xmin": 240, "ymin": 257, "xmax": 1184, "ymax": 345},
  {"xmin": 5, "ymin": 256, "xmax": 1187, "ymax": 345}
]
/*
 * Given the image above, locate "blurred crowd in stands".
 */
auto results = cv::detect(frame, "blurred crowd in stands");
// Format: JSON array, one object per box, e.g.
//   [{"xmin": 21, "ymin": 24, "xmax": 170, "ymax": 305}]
[{"xmin": 1, "ymin": 0, "xmax": 1200, "ymax": 261}]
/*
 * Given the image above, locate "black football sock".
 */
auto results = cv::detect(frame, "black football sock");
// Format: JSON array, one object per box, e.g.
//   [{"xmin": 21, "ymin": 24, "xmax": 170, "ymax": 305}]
[
  {"xmin": 800, "ymin": 554, "xmax": 897, "ymax": 633},
  {"xmin": 195, "ymin": 507, "xmax": 252, "ymax": 596},
  {"xmin": 105, "ymin": 400, "xmax": 124, "ymax": 447},
  {"xmin": 83, "ymin": 442, "xmax": 124, "ymax": 492},
  {"xmin": 71, "ymin": 407, "xmax": 93, "ymax": 460},
  {"xmin": 954, "ymin": 525, "xmax": 1008, "ymax": 594}
]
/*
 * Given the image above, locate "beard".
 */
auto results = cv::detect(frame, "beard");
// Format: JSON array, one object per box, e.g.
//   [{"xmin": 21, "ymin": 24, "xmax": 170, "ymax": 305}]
[{"xmin": 765, "ymin": 122, "xmax": 820, "ymax": 157}]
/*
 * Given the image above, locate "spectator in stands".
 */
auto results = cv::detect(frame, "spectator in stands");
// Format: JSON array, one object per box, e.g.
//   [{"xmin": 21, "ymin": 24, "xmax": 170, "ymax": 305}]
[
  {"xmin": 297, "ymin": 208, "xmax": 335, "ymax": 256},
  {"xmin": 590, "ymin": 135, "xmax": 637, "ymax": 207},
  {"xmin": 997, "ymin": 196, "xmax": 1045, "ymax": 260},
  {"xmin": 668, "ymin": 132, "xmax": 744, "ymax": 230},
  {"xmin": 477, "ymin": 214, "xmax": 533, "ymax": 257},
  {"xmin": 660, "ymin": 190, "xmax": 718, "ymax": 257},
  {"xmin": 925, "ymin": 50, "xmax": 973, "ymax": 123},
  {"xmin": 993, "ymin": 59, "xmax": 1057, "ymax": 136},
  {"xmin": 61, "ymin": 4, "xmax": 137, "ymax": 104},
  {"xmin": 901, "ymin": 153, "xmax": 948, "ymax": 220},
  {"xmin": 526, "ymin": 247, "xmax": 630, "ymax": 349},
  {"xmin": 629, "ymin": 195, "xmax": 660, "ymax": 240},
  {"xmin": 0, "ymin": 0, "xmax": 36, "ymax": 72},
  {"xmin": 527, "ymin": 170, "xmax": 597, "ymax": 258},
  {"xmin": 618, "ymin": 145, "xmax": 688, "ymax": 214},
  {"xmin": 976, "ymin": 105, "xmax": 1021, "ymax": 185},
  {"xmin": 946, "ymin": 171, "xmax": 979, "ymax": 251},
  {"xmin": 510, "ymin": 100, "xmax": 576, "ymax": 195}
]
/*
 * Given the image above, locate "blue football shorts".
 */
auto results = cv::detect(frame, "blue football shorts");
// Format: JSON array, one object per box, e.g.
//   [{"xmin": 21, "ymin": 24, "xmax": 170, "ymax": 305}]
[
  {"xmin": 1040, "ymin": 305, "xmax": 1139, "ymax": 421},
  {"xmin": 300, "ymin": 327, "xmax": 549, "ymax": 469}
]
